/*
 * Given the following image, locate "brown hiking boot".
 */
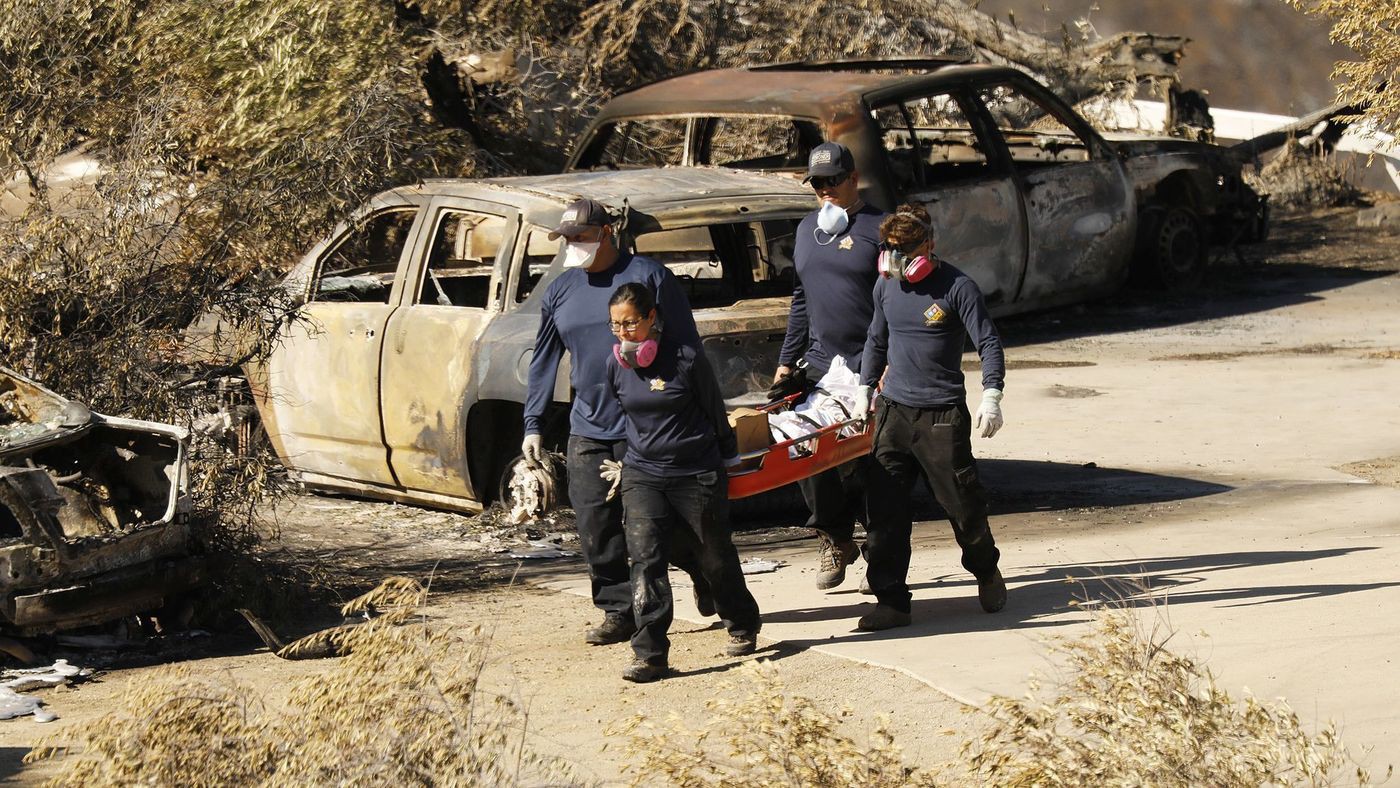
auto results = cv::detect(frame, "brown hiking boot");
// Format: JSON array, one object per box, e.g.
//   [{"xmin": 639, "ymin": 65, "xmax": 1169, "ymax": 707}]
[
  {"xmin": 977, "ymin": 569, "xmax": 1007, "ymax": 613},
  {"xmin": 816, "ymin": 537, "xmax": 860, "ymax": 590},
  {"xmin": 585, "ymin": 613, "xmax": 636, "ymax": 645},
  {"xmin": 856, "ymin": 604, "xmax": 911, "ymax": 632},
  {"xmin": 622, "ymin": 659, "xmax": 668, "ymax": 683},
  {"xmin": 723, "ymin": 629, "xmax": 760, "ymax": 657}
]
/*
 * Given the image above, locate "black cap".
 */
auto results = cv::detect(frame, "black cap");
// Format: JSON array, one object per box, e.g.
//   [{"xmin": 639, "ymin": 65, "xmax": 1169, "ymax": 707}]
[
  {"xmin": 803, "ymin": 142, "xmax": 855, "ymax": 182},
  {"xmin": 549, "ymin": 198, "xmax": 611, "ymax": 239}
]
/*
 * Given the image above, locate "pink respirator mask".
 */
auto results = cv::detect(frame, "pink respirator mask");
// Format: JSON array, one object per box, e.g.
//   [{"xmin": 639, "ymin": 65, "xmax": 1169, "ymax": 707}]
[
  {"xmin": 877, "ymin": 246, "xmax": 935, "ymax": 283},
  {"xmin": 613, "ymin": 338, "xmax": 659, "ymax": 369}
]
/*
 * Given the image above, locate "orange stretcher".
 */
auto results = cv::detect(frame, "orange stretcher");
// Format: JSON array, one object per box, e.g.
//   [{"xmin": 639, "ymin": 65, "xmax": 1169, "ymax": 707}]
[{"xmin": 726, "ymin": 393, "xmax": 874, "ymax": 500}]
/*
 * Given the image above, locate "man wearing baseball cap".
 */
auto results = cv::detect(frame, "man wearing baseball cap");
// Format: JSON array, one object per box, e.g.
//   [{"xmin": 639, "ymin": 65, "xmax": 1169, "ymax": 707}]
[
  {"xmin": 523, "ymin": 197, "xmax": 712, "ymax": 647},
  {"xmin": 773, "ymin": 141, "xmax": 886, "ymax": 591}
]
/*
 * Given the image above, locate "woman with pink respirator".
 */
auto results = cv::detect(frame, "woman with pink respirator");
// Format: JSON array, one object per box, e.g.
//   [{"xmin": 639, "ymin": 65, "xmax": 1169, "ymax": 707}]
[{"xmin": 605, "ymin": 282, "xmax": 761, "ymax": 683}]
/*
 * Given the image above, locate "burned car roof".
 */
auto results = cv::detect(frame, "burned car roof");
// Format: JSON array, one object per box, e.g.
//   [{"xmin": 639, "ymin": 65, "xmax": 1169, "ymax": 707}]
[
  {"xmin": 588, "ymin": 64, "xmax": 1024, "ymax": 120},
  {"xmin": 434, "ymin": 167, "xmax": 814, "ymax": 213}
]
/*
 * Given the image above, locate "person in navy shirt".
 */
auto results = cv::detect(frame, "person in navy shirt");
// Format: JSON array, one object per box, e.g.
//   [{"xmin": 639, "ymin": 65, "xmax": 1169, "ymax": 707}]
[
  {"xmin": 522, "ymin": 198, "xmax": 709, "ymax": 647},
  {"xmin": 606, "ymin": 282, "xmax": 761, "ymax": 683},
  {"xmin": 852, "ymin": 204, "xmax": 1008, "ymax": 631},
  {"xmin": 773, "ymin": 142, "xmax": 885, "ymax": 591}
]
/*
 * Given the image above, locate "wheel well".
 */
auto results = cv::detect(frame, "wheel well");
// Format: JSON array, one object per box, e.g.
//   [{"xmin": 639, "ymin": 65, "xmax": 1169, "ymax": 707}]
[
  {"xmin": 466, "ymin": 400, "xmax": 523, "ymax": 505},
  {"xmin": 465, "ymin": 399, "xmax": 570, "ymax": 504},
  {"xmin": 1149, "ymin": 172, "xmax": 1202, "ymax": 212}
]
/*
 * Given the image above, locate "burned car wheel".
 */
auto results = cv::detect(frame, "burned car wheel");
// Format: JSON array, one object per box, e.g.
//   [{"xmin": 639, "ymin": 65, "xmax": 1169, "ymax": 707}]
[{"xmin": 1135, "ymin": 206, "xmax": 1207, "ymax": 291}]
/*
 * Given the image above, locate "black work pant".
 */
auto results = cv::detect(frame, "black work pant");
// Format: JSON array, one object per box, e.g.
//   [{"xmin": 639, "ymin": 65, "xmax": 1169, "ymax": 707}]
[
  {"xmin": 620, "ymin": 467, "xmax": 761, "ymax": 663},
  {"xmin": 797, "ymin": 457, "xmax": 866, "ymax": 544},
  {"xmin": 863, "ymin": 397, "xmax": 1000, "ymax": 614},
  {"xmin": 565, "ymin": 436, "xmax": 707, "ymax": 617}
]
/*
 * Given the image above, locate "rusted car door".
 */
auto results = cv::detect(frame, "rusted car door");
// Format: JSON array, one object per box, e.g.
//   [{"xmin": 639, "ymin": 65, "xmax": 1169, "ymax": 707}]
[
  {"xmin": 869, "ymin": 92, "xmax": 1028, "ymax": 307},
  {"xmin": 254, "ymin": 202, "xmax": 426, "ymax": 486},
  {"xmin": 974, "ymin": 81, "xmax": 1134, "ymax": 304},
  {"xmin": 378, "ymin": 197, "xmax": 520, "ymax": 498}
]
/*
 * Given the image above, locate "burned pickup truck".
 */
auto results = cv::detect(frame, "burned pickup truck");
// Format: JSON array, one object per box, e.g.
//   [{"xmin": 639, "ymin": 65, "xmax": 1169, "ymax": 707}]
[
  {"xmin": 568, "ymin": 60, "xmax": 1269, "ymax": 304},
  {"xmin": 246, "ymin": 168, "xmax": 811, "ymax": 512},
  {"xmin": 0, "ymin": 367, "xmax": 201, "ymax": 633}
]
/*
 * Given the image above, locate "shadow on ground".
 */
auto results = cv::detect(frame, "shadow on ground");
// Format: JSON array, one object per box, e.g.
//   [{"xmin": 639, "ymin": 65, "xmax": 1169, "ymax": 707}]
[
  {"xmin": 736, "ymin": 459, "xmax": 1232, "ymax": 527},
  {"xmin": 767, "ymin": 547, "xmax": 1396, "ymax": 647}
]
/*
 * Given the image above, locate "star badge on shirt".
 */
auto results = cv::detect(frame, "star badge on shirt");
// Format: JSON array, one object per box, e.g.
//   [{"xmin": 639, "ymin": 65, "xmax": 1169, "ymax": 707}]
[
  {"xmin": 923, "ymin": 303, "xmax": 947, "ymax": 325},
  {"xmin": 838, "ymin": 236, "xmax": 854, "ymax": 250},
  {"xmin": 650, "ymin": 378, "xmax": 666, "ymax": 391}
]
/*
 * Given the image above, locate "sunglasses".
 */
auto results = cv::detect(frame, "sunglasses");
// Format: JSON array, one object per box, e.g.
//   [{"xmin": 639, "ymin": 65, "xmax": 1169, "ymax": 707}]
[
  {"xmin": 880, "ymin": 238, "xmax": 927, "ymax": 256},
  {"xmin": 808, "ymin": 173, "xmax": 851, "ymax": 190}
]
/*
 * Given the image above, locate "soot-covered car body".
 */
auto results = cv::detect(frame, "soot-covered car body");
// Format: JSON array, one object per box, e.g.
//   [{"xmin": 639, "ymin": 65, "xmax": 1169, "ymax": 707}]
[
  {"xmin": 246, "ymin": 168, "xmax": 817, "ymax": 512},
  {"xmin": 0, "ymin": 367, "xmax": 200, "ymax": 634}
]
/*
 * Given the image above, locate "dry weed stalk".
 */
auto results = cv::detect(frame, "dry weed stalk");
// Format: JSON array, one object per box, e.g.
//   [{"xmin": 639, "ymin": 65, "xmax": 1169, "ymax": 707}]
[
  {"xmin": 952, "ymin": 604, "xmax": 1381, "ymax": 786},
  {"xmin": 1249, "ymin": 139, "xmax": 1364, "ymax": 209},
  {"xmin": 613, "ymin": 660, "xmax": 936, "ymax": 787},
  {"xmin": 27, "ymin": 579, "xmax": 575, "ymax": 786}
]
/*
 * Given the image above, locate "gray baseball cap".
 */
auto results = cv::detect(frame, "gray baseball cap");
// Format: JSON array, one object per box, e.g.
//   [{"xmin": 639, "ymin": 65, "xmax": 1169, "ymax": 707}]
[
  {"xmin": 549, "ymin": 198, "xmax": 611, "ymax": 239},
  {"xmin": 803, "ymin": 142, "xmax": 855, "ymax": 182}
]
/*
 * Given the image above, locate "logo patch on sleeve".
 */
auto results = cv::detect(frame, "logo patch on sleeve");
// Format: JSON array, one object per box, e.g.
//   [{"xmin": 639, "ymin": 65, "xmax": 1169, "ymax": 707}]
[
  {"xmin": 923, "ymin": 303, "xmax": 947, "ymax": 325},
  {"xmin": 649, "ymin": 378, "xmax": 666, "ymax": 392}
]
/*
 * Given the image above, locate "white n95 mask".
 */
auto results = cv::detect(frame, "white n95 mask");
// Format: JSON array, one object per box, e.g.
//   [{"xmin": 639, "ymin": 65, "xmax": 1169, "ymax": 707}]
[
  {"xmin": 563, "ymin": 240, "xmax": 601, "ymax": 268},
  {"xmin": 816, "ymin": 200, "xmax": 849, "ymax": 235}
]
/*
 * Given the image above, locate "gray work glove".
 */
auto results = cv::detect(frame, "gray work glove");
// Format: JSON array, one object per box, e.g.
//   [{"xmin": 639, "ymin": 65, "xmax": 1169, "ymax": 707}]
[
  {"xmin": 975, "ymin": 388, "xmax": 1004, "ymax": 438},
  {"xmin": 600, "ymin": 458, "xmax": 623, "ymax": 502},
  {"xmin": 521, "ymin": 433, "xmax": 544, "ymax": 466}
]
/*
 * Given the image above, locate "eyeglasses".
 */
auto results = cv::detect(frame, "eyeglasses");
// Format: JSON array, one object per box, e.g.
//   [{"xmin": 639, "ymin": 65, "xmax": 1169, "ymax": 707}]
[
  {"xmin": 609, "ymin": 318, "xmax": 646, "ymax": 332},
  {"xmin": 808, "ymin": 173, "xmax": 850, "ymax": 190}
]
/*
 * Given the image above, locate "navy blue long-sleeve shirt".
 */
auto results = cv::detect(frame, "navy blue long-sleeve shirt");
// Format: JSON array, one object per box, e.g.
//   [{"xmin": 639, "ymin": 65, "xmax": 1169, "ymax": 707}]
[
  {"xmin": 778, "ymin": 204, "xmax": 885, "ymax": 377},
  {"xmin": 523, "ymin": 252, "xmax": 700, "ymax": 440},
  {"xmin": 607, "ymin": 337, "xmax": 738, "ymax": 477},
  {"xmin": 860, "ymin": 259, "xmax": 1005, "ymax": 407}
]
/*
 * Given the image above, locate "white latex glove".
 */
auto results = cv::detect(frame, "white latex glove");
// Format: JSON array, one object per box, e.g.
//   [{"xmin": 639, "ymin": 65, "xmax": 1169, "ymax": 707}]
[
  {"xmin": 600, "ymin": 458, "xmax": 622, "ymax": 502},
  {"xmin": 975, "ymin": 388, "xmax": 1004, "ymax": 438},
  {"xmin": 853, "ymin": 385, "xmax": 873, "ymax": 420},
  {"xmin": 521, "ymin": 433, "xmax": 544, "ymax": 466}
]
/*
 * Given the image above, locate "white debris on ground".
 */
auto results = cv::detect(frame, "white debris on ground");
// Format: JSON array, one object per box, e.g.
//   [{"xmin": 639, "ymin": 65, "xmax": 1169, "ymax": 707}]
[
  {"xmin": 739, "ymin": 558, "xmax": 787, "ymax": 575},
  {"xmin": 0, "ymin": 659, "xmax": 91, "ymax": 722},
  {"xmin": 508, "ymin": 541, "xmax": 578, "ymax": 560}
]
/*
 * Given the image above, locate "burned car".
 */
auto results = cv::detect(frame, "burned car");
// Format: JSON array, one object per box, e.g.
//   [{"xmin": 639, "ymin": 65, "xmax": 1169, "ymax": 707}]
[
  {"xmin": 568, "ymin": 60, "xmax": 1268, "ymax": 302},
  {"xmin": 246, "ymin": 168, "xmax": 813, "ymax": 512},
  {"xmin": 0, "ymin": 367, "xmax": 200, "ymax": 633}
]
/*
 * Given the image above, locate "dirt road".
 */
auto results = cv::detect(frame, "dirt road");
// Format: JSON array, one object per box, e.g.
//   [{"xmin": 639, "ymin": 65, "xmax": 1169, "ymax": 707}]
[{"xmin": 0, "ymin": 206, "xmax": 1396, "ymax": 783}]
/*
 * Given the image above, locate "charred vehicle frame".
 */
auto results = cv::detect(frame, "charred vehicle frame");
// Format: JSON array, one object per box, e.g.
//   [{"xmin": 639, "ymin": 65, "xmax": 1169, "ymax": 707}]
[{"xmin": 568, "ymin": 60, "xmax": 1269, "ymax": 301}]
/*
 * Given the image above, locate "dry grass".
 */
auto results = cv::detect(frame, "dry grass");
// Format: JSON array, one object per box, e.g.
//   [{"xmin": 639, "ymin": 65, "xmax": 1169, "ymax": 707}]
[
  {"xmin": 612, "ymin": 660, "xmax": 936, "ymax": 787},
  {"xmin": 1250, "ymin": 141, "xmax": 1365, "ymax": 209},
  {"xmin": 950, "ymin": 604, "xmax": 1382, "ymax": 787},
  {"xmin": 615, "ymin": 601, "xmax": 1382, "ymax": 788},
  {"xmin": 26, "ymin": 579, "xmax": 576, "ymax": 787}
]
